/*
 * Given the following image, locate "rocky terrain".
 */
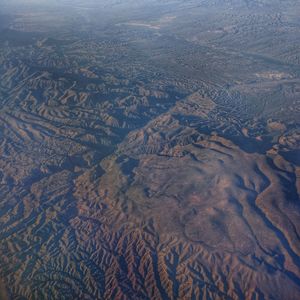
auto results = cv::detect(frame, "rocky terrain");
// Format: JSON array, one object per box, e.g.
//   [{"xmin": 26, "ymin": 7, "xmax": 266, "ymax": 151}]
[{"xmin": 0, "ymin": 0, "xmax": 300, "ymax": 299}]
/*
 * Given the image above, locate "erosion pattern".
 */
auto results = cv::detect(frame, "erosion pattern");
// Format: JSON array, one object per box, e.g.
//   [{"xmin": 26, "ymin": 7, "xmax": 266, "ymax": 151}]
[{"xmin": 0, "ymin": 0, "xmax": 300, "ymax": 299}]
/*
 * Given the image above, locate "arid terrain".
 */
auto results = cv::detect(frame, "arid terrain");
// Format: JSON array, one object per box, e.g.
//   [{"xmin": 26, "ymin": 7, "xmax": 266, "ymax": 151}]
[{"xmin": 0, "ymin": 0, "xmax": 300, "ymax": 299}]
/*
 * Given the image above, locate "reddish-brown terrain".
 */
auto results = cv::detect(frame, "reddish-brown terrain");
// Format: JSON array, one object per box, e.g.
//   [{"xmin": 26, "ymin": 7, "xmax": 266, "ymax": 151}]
[{"xmin": 0, "ymin": 0, "xmax": 300, "ymax": 299}]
